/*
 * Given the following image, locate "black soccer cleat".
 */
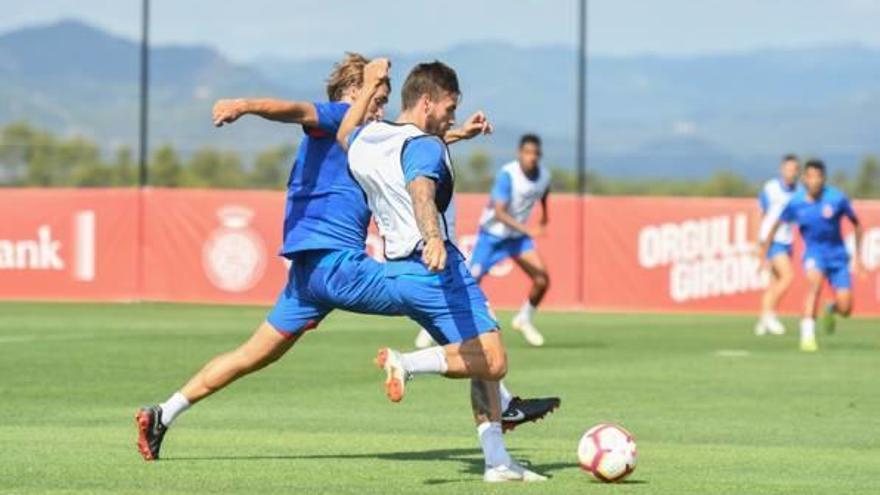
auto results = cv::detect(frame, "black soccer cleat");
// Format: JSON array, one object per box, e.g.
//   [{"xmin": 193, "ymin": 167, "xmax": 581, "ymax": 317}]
[
  {"xmin": 502, "ymin": 396, "xmax": 561, "ymax": 433},
  {"xmin": 135, "ymin": 405, "xmax": 167, "ymax": 461}
]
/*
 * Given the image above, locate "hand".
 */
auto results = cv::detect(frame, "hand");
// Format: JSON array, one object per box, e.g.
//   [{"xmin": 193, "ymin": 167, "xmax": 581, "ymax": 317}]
[
  {"xmin": 212, "ymin": 99, "xmax": 248, "ymax": 127},
  {"xmin": 364, "ymin": 58, "xmax": 391, "ymax": 89},
  {"xmin": 422, "ymin": 237, "xmax": 447, "ymax": 273},
  {"xmin": 528, "ymin": 224, "xmax": 545, "ymax": 238},
  {"xmin": 457, "ymin": 111, "xmax": 494, "ymax": 140}
]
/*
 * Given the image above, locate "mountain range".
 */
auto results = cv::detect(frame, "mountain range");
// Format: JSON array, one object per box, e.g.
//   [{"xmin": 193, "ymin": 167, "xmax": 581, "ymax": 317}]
[{"xmin": 1, "ymin": 20, "xmax": 878, "ymax": 179}]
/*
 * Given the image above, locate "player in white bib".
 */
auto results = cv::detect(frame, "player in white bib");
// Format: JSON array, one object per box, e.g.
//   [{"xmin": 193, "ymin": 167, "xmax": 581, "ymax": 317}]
[
  {"xmin": 754, "ymin": 154, "xmax": 801, "ymax": 336},
  {"xmin": 339, "ymin": 61, "xmax": 545, "ymax": 483}
]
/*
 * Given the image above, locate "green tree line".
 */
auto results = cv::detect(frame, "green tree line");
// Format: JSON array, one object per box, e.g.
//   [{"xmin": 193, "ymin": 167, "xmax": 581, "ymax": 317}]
[
  {"xmin": 0, "ymin": 122, "xmax": 291, "ymax": 189},
  {"xmin": 2, "ymin": 122, "xmax": 879, "ymax": 198}
]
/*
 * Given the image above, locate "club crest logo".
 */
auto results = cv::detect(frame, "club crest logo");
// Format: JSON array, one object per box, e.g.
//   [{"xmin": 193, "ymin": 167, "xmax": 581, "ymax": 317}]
[
  {"xmin": 202, "ymin": 206, "xmax": 267, "ymax": 292},
  {"xmin": 822, "ymin": 204, "xmax": 834, "ymax": 219}
]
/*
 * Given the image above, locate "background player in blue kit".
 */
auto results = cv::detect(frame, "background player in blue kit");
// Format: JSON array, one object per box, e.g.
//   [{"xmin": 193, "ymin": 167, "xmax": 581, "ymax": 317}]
[
  {"xmin": 761, "ymin": 159, "xmax": 865, "ymax": 352},
  {"xmin": 754, "ymin": 154, "xmax": 802, "ymax": 336}
]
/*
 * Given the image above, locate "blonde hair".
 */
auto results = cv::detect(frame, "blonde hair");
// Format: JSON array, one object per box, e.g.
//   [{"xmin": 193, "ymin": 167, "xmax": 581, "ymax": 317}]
[{"xmin": 326, "ymin": 52, "xmax": 369, "ymax": 102}]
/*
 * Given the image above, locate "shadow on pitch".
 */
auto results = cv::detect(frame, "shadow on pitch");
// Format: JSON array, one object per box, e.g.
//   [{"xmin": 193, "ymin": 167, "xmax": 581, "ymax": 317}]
[{"xmin": 166, "ymin": 447, "xmax": 584, "ymax": 483}]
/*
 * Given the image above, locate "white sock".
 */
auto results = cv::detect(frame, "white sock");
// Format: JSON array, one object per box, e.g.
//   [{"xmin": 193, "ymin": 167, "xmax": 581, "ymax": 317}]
[
  {"xmin": 518, "ymin": 301, "xmax": 535, "ymax": 320},
  {"xmin": 762, "ymin": 310, "xmax": 776, "ymax": 321},
  {"xmin": 159, "ymin": 392, "xmax": 190, "ymax": 427},
  {"xmin": 401, "ymin": 347, "xmax": 448, "ymax": 375},
  {"xmin": 498, "ymin": 381, "xmax": 514, "ymax": 411},
  {"xmin": 477, "ymin": 421, "xmax": 512, "ymax": 469},
  {"xmin": 800, "ymin": 318, "xmax": 816, "ymax": 340}
]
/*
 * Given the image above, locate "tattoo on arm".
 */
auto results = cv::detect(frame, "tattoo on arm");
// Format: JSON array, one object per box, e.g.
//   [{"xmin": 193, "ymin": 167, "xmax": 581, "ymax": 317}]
[{"xmin": 407, "ymin": 178, "xmax": 442, "ymax": 241}]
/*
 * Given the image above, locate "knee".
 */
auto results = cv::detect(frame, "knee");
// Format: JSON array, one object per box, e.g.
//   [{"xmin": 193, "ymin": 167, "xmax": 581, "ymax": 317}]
[
  {"xmin": 485, "ymin": 349, "xmax": 508, "ymax": 380},
  {"xmin": 837, "ymin": 300, "xmax": 853, "ymax": 317},
  {"xmin": 533, "ymin": 272, "xmax": 550, "ymax": 292}
]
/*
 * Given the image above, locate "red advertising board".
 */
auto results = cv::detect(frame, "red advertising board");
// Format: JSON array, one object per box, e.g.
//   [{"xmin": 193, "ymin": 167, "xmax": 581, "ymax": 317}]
[{"xmin": 2, "ymin": 188, "xmax": 879, "ymax": 315}]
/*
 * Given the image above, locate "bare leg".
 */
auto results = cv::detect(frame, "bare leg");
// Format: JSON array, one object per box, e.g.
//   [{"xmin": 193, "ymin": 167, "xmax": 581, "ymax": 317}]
[
  {"xmin": 803, "ymin": 270, "xmax": 824, "ymax": 319},
  {"xmin": 762, "ymin": 254, "xmax": 794, "ymax": 314},
  {"xmin": 471, "ymin": 379, "xmax": 502, "ymax": 424},
  {"xmin": 513, "ymin": 250, "xmax": 550, "ymax": 307},
  {"xmin": 180, "ymin": 321, "xmax": 301, "ymax": 404},
  {"xmin": 832, "ymin": 289, "xmax": 853, "ymax": 317},
  {"xmin": 441, "ymin": 331, "xmax": 507, "ymax": 381}
]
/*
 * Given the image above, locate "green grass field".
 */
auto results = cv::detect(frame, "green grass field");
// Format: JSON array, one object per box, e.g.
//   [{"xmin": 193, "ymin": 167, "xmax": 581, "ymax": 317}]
[{"xmin": 1, "ymin": 302, "xmax": 878, "ymax": 494}]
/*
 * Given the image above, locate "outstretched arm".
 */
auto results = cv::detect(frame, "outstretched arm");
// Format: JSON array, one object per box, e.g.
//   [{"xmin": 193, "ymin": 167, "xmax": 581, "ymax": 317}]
[
  {"xmin": 407, "ymin": 177, "xmax": 447, "ymax": 272},
  {"xmin": 444, "ymin": 111, "xmax": 493, "ymax": 145},
  {"xmin": 337, "ymin": 58, "xmax": 390, "ymax": 151},
  {"xmin": 212, "ymin": 98, "xmax": 318, "ymax": 127}
]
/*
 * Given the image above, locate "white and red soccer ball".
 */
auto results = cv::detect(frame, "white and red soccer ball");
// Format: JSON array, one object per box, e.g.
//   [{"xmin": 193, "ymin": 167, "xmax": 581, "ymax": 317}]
[{"xmin": 577, "ymin": 423, "xmax": 638, "ymax": 482}]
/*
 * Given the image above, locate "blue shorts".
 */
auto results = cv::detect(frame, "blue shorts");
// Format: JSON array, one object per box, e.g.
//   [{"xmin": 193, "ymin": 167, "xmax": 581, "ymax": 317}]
[
  {"xmin": 803, "ymin": 251, "xmax": 851, "ymax": 290},
  {"xmin": 468, "ymin": 231, "xmax": 536, "ymax": 281},
  {"xmin": 385, "ymin": 244, "xmax": 498, "ymax": 345},
  {"xmin": 766, "ymin": 242, "xmax": 793, "ymax": 261},
  {"xmin": 267, "ymin": 249, "xmax": 401, "ymax": 335}
]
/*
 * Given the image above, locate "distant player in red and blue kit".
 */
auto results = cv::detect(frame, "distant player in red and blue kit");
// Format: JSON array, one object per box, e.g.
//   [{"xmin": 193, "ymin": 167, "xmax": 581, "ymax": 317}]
[{"xmin": 761, "ymin": 159, "xmax": 865, "ymax": 352}]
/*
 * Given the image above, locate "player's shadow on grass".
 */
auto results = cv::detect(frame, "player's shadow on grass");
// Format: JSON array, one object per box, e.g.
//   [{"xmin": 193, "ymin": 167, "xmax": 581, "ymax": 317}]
[{"xmin": 167, "ymin": 447, "xmax": 589, "ymax": 484}]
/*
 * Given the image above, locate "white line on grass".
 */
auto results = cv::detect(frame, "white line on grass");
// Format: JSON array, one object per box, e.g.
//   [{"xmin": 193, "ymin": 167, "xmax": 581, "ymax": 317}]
[{"xmin": 714, "ymin": 349, "xmax": 751, "ymax": 358}]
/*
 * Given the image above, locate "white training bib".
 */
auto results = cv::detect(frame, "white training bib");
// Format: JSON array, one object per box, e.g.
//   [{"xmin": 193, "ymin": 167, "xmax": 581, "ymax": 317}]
[
  {"xmin": 348, "ymin": 121, "xmax": 456, "ymax": 259},
  {"xmin": 759, "ymin": 178, "xmax": 798, "ymax": 244},
  {"xmin": 479, "ymin": 161, "xmax": 550, "ymax": 238}
]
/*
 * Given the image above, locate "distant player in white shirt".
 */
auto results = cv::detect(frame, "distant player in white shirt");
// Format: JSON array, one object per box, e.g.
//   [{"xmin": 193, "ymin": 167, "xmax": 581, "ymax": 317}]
[
  {"xmin": 754, "ymin": 154, "xmax": 801, "ymax": 336},
  {"xmin": 475, "ymin": 135, "xmax": 551, "ymax": 345},
  {"xmin": 416, "ymin": 135, "xmax": 550, "ymax": 348}
]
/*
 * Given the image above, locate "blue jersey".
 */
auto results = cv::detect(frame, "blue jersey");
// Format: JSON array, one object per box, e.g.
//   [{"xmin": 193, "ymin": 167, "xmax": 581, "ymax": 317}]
[
  {"xmin": 779, "ymin": 186, "xmax": 857, "ymax": 260},
  {"xmin": 280, "ymin": 101, "xmax": 371, "ymax": 256}
]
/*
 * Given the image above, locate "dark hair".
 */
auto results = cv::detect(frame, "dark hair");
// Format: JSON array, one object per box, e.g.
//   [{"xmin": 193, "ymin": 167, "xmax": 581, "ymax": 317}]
[
  {"xmin": 401, "ymin": 61, "xmax": 460, "ymax": 110},
  {"xmin": 781, "ymin": 153, "xmax": 798, "ymax": 163},
  {"xmin": 519, "ymin": 134, "xmax": 541, "ymax": 148},
  {"xmin": 805, "ymin": 159, "xmax": 826, "ymax": 175}
]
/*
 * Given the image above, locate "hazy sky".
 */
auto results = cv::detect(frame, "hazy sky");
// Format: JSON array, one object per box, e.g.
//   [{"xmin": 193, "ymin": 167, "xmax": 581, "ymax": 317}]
[{"xmin": 3, "ymin": 0, "xmax": 880, "ymax": 60}]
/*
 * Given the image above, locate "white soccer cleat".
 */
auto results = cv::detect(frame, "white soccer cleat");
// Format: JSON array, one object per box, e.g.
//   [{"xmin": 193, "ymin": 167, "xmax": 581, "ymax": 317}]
[
  {"xmin": 414, "ymin": 329, "xmax": 435, "ymax": 349},
  {"xmin": 754, "ymin": 319, "xmax": 768, "ymax": 336},
  {"xmin": 484, "ymin": 462, "xmax": 547, "ymax": 483},
  {"xmin": 512, "ymin": 315, "xmax": 545, "ymax": 347},
  {"xmin": 765, "ymin": 316, "xmax": 786, "ymax": 335},
  {"xmin": 374, "ymin": 347, "xmax": 408, "ymax": 402}
]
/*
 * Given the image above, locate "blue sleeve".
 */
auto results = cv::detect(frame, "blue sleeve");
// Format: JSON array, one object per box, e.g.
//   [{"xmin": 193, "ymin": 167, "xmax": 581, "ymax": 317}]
[
  {"xmin": 758, "ymin": 188, "xmax": 769, "ymax": 213},
  {"xmin": 491, "ymin": 171, "xmax": 513, "ymax": 203},
  {"xmin": 312, "ymin": 101, "xmax": 349, "ymax": 134},
  {"xmin": 402, "ymin": 137, "xmax": 446, "ymax": 184},
  {"xmin": 840, "ymin": 196, "xmax": 858, "ymax": 222},
  {"xmin": 779, "ymin": 200, "xmax": 795, "ymax": 223}
]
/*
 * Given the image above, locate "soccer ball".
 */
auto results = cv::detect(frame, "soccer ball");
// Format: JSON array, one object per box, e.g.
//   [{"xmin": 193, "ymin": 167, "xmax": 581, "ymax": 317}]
[{"xmin": 577, "ymin": 423, "xmax": 637, "ymax": 482}]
